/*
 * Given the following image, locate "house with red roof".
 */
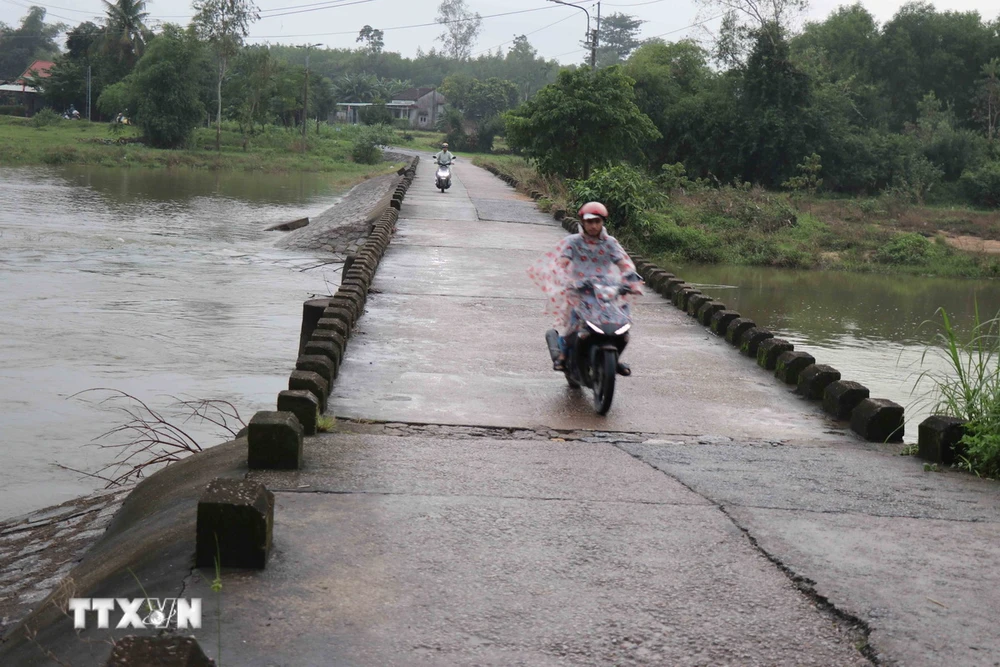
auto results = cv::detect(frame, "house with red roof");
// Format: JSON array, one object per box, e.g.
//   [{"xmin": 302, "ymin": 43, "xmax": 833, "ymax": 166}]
[{"xmin": 0, "ymin": 60, "xmax": 55, "ymax": 116}]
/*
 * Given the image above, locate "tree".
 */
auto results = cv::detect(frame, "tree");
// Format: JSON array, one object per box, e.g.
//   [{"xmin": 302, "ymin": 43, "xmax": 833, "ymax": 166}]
[
  {"xmin": 0, "ymin": 7, "xmax": 64, "ymax": 81},
  {"xmin": 225, "ymin": 44, "xmax": 276, "ymax": 137},
  {"xmin": 101, "ymin": 0, "xmax": 151, "ymax": 69},
  {"xmin": 357, "ymin": 25, "xmax": 384, "ymax": 55},
  {"xmin": 974, "ymin": 59, "xmax": 1000, "ymax": 143},
  {"xmin": 440, "ymin": 74, "xmax": 518, "ymax": 121},
  {"xmin": 192, "ymin": 0, "xmax": 260, "ymax": 150},
  {"xmin": 116, "ymin": 26, "xmax": 207, "ymax": 147},
  {"xmin": 594, "ymin": 13, "xmax": 643, "ymax": 67},
  {"xmin": 698, "ymin": 0, "xmax": 808, "ymax": 66},
  {"xmin": 435, "ymin": 0, "xmax": 482, "ymax": 60},
  {"xmin": 504, "ymin": 66, "xmax": 660, "ymax": 178},
  {"xmin": 505, "ymin": 35, "xmax": 556, "ymax": 101}
]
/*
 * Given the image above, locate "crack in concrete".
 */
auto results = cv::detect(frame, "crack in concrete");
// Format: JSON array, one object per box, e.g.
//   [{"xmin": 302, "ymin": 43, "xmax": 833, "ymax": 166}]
[
  {"xmin": 613, "ymin": 442, "xmax": 878, "ymax": 666},
  {"xmin": 268, "ymin": 488, "xmax": 707, "ymax": 507},
  {"xmin": 714, "ymin": 500, "xmax": 1000, "ymax": 524}
]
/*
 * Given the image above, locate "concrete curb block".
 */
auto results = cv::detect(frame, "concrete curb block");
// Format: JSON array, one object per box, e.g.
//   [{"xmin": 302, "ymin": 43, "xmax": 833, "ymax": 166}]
[
  {"xmin": 757, "ymin": 338, "xmax": 793, "ymax": 370},
  {"xmin": 697, "ymin": 300, "xmax": 726, "ymax": 326},
  {"xmin": 823, "ymin": 380, "xmax": 870, "ymax": 420},
  {"xmin": 277, "ymin": 389, "xmax": 319, "ymax": 436},
  {"xmin": 774, "ymin": 351, "xmax": 815, "ymax": 384},
  {"xmin": 918, "ymin": 415, "xmax": 967, "ymax": 465},
  {"xmin": 725, "ymin": 317, "xmax": 755, "ymax": 345},
  {"xmin": 296, "ymin": 354, "xmax": 336, "ymax": 385},
  {"xmin": 247, "ymin": 410, "xmax": 304, "ymax": 470},
  {"xmin": 796, "ymin": 364, "xmax": 841, "ymax": 400},
  {"xmin": 289, "ymin": 370, "xmax": 328, "ymax": 409},
  {"xmin": 851, "ymin": 398, "xmax": 905, "ymax": 442},
  {"xmin": 196, "ymin": 478, "xmax": 274, "ymax": 569},
  {"xmin": 740, "ymin": 328, "xmax": 774, "ymax": 357},
  {"xmin": 710, "ymin": 310, "xmax": 740, "ymax": 336},
  {"xmin": 687, "ymin": 293, "xmax": 711, "ymax": 317}
]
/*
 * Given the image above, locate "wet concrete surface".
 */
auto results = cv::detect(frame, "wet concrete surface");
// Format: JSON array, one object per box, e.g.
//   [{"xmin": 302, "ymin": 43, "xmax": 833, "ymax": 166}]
[{"xmin": 184, "ymin": 428, "xmax": 867, "ymax": 667}]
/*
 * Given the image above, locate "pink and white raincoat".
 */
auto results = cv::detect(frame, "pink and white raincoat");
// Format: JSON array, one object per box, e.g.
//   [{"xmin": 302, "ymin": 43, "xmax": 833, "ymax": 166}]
[{"xmin": 527, "ymin": 228, "xmax": 642, "ymax": 334}]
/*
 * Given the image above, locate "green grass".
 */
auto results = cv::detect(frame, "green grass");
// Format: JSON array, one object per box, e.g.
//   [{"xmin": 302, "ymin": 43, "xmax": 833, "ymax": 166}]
[
  {"xmin": 916, "ymin": 304, "xmax": 1000, "ymax": 477},
  {"xmin": 0, "ymin": 116, "xmax": 412, "ymax": 185}
]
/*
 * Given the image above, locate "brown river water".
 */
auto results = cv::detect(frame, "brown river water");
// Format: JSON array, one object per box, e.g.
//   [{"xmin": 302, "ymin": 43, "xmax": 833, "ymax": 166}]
[{"xmin": 0, "ymin": 166, "xmax": 344, "ymax": 520}]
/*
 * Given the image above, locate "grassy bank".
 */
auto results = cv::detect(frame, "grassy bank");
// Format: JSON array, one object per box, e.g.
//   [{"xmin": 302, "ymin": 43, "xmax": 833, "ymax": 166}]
[
  {"xmin": 0, "ymin": 116, "xmax": 443, "ymax": 185},
  {"xmin": 474, "ymin": 155, "xmax": 1000, "ymax": 279}
]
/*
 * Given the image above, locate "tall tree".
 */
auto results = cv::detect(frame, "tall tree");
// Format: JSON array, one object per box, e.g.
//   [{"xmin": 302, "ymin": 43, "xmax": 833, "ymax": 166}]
[
  {"xmin": 101, "ymin": 0, "xmax": 151, "ymax": 69},
  {"xmin": 435, "ymin": 0, "xmax": 482, "ymax": 60},
  {"xmin": 699, "ymin": 0, "xmax": 808, "ymax": 66},
  {"xmin": 357, "ymin": 25, "xmax": 384, "ymax": 55},
  {"xmin": 192, "ymin": 0, "xmax": 260, "ymax": 150},
  {"xmin": 974, "ymin": 58, "xmax": 1000, "ymax": 143},
  {"xmin": 594, "ymin": 13, "xmax": 643, "ymax": 67},
  {"xmin": 0, "ymin": 7, "xmax": 64, "ymax": 80}
]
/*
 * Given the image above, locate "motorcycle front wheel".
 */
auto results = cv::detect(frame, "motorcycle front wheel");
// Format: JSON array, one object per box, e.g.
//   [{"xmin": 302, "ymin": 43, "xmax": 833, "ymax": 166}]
[{"xmin": 592, "ymin": 348, "xmax": 617, "ymax": 415}]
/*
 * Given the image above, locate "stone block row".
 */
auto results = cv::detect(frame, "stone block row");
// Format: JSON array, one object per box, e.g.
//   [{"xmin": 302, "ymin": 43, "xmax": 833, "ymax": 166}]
[{"xmin": 626, "ymin": 251, "xmax": 906, "ymax": 444}]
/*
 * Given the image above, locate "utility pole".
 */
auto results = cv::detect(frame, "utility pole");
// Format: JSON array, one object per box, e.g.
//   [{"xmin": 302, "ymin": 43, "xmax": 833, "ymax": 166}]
[
  {"xmin": 86, "ymin": 65, "xmax": 91, "ymax": 121},
  {"xmin": 546, "ymin": 0, "xmax": 595, "ymax": 70},
  {"xmin": 302, "ymin": 43, "xmax": 321, "ymax": 145},
  {"xmin": 593, "ymin": 1, "xmax": 601, "ymax": 69}
]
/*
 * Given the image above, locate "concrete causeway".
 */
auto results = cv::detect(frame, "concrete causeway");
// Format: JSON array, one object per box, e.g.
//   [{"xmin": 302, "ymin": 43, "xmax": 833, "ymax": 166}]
[{"xmin": 3, "ymin": 156, "xmax": 1000, "ymax": 666}]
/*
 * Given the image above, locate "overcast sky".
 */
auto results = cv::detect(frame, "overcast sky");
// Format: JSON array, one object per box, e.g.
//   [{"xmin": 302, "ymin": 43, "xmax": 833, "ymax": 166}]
[{"xmin": 3, "ymin": 0, "xmax": 998, "ymax": 64}]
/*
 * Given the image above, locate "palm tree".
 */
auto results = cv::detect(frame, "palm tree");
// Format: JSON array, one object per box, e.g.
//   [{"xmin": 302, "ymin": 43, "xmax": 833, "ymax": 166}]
[{"xmin": 102, "ymin": 0, "xmax": 150, "ymax": 69}]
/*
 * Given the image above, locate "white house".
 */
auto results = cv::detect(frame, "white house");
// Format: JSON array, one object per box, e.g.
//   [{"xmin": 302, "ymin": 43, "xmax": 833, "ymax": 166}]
[{"xmin": 336, "ymin": 87, "xmax": 447, "ymax": 128}]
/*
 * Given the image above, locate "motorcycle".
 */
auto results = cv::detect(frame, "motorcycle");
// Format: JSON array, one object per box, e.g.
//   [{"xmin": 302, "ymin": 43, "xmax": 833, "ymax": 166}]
[
  {"xmin": 435, "ymin": 162, "xmax": 452, "ymax": 192},
  {"xmin": 544, "ymin": 275, "xmax": 639, "ymax": 415}
]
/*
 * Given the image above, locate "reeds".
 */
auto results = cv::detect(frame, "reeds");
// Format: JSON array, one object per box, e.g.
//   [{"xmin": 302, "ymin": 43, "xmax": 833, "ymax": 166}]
[{"xmin": 917, "ymin": 304, "xmax": 1000, "ymax": 477}]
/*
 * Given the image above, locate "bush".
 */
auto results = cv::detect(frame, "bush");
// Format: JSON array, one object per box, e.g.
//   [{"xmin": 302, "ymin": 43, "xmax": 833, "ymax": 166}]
[
  {"xmin": 568, "ymin": 164, "xmax": 666, "ymax": 233},
  {"xmin": 30, "ymin": 108, "xmax": 61, "ymax": 128},
  {"xmin": 873, "ymin": 232, "xmax": 931, "ymax": 265},
  {"xmin": 351, "ymin": 124, "xmax": 397, "ymax": 164},
  {"xmin": 0, "ymin": 105, "xmax": 25, "ymax": 116},
  {"xmin": 648, "ymin": 221, "xmax": 724, "ymax": 263},
  {"xmin": 700, "ymin": 182, "xmax": 797, "ymax": 232},
  {"xmin": 360, "ymin": 102, "xmax": 393, "ymax": 126},
  {"xmin": 960, "ymin": 162, "xmax": 1000, "ymax": 209}
]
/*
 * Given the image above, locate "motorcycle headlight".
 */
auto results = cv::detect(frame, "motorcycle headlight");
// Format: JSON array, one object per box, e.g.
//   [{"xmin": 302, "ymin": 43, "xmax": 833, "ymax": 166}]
[
  {"xmin": 614, "ymin": 323, "xmax": 631, "ymax": 335},
  {"xmin": 586, "ymin": 320, "xmax": 603, "ymax": 333}
]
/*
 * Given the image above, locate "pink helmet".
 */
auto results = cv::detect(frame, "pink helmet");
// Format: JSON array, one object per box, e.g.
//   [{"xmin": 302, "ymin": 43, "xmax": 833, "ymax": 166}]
[{"xmin": 578, "ymin": 201, "xmax": 609, "ymax": 220}]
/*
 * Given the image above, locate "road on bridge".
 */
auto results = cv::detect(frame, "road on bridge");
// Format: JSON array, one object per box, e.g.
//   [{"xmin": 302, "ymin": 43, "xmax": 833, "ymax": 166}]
[{"xmin": 198, "ymin": 157, "xmax": 1000, "ymax": 666}]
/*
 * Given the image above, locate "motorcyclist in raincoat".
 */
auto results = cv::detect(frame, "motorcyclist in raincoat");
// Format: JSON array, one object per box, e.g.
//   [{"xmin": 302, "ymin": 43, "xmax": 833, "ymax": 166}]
[{"xmin": 528, "ymin": 201, "xmax": 642, "ymax": 375}]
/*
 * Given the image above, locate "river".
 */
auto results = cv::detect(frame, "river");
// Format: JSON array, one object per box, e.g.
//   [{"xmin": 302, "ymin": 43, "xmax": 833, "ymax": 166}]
[
  {"xmin": 0, "ymin": 166, "xmax": 343, "ymax": 521},
  {"xmin": 674, "ymin": 263, "xmax": 1000, "ymax": 442}
]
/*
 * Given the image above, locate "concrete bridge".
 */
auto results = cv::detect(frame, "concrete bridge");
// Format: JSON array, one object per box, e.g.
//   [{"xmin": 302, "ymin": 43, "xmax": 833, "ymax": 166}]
[{"xmin": 2, "ymin": 157, "xmax": 999, "ymax": 666}]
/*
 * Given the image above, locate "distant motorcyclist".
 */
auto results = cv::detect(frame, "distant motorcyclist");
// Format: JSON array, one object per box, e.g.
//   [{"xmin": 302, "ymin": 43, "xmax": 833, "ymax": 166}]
[
  {"xmin": 527, "ymin": 201, "xmax": 642, "ymax": 375},
  {"xmin": 433, "ymin": 143, "xmax": 455, "ymax": 166}
]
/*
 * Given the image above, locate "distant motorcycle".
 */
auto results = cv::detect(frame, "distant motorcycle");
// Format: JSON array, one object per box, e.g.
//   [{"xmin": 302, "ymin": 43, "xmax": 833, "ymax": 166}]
[
  {"xmin": 545, "ymin": 275, "xmax": 639, "ymax": 415},
  {"xmin": 435, "ymin": 162, "xmax": 452, "ymax": 192}
]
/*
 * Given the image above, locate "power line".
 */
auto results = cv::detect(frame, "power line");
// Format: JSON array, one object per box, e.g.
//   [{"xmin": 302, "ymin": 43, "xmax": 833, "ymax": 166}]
[
  {"xmin": 259, "ymin": 0, "xmax": 374, "ymax": 19},
  {"xmin": 648, "ymin": 13, "xmax": 724, "ymax": 38},
  {"xmin": 471, "ymin": 13, "xmax": 576, "ymax": 58},
  {"xmin": 249, "ymin": 4, "xmax": 566, "ymax": 39},
  {"xmin": 602, "ymin": 0, "xmax": 668, "ymax": 6}
]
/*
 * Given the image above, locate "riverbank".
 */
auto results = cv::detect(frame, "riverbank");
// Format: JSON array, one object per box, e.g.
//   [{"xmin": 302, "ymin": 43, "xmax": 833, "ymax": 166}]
[
  {"xmin": 0, "ymin": 116, "xmax": 441, "ymax": 185},
  {"xmin": 474, "ymin": 155, "xmax": 1000, "ymax": 279}
]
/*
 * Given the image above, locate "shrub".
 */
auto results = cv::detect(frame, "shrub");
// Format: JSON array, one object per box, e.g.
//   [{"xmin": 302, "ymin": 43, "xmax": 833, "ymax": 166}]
[
  {"xmin": 874, "ymin": 232, "xmax": 932, "ymax": 265},
  {"xmin": 649, "ymin": 222, "xmax": 724, "ymax": 263},
  {"xmin": 351, "ymin": 124, "xmax": 397, "ymax": 164},
  {"xmin": 700, "ymin": 182, "xmax": 797, "ymax": 232},
  {"xmin": 30, "ymin": 108, "xmax": 61, "ymax": 128},
  {"xmin": 360, "ymin": 102, "xmax": 393, "ymax": 126},
  {"xmin": 568, "ymin": 164, "xmax": 665, "ymax": 233},
  {"xmin": 0, "ymin": 105, "xmax": 26, "ymax": 116},
  {"xmin": 960, "ymin": 162, "xmax": 1000, "ymax": 209}
]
